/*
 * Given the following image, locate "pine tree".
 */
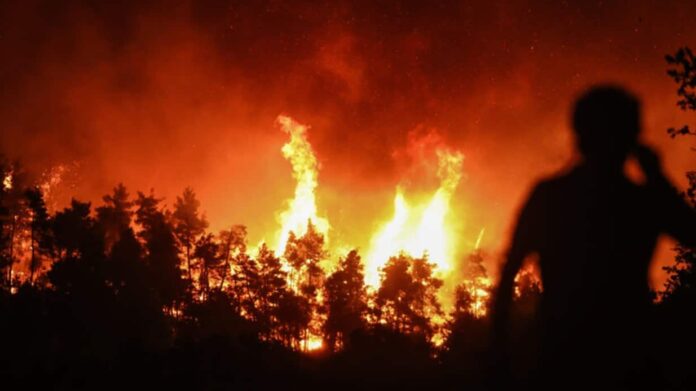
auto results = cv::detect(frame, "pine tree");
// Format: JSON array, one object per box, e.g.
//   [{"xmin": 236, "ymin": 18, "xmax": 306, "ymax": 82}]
[
  {"xmin": 24, "ymin": 187, "xmax": 53, "ymax": 285},
  {"xmin": 135, "ymin": 190, "xmax": 186, "ymax": 312},
  {"xmin": 172, "ymin": 187, "xmax": 208, "ymax": 282},
  {"xmin": 323, "ymin": 249, "xmax": 367, "ymax": 351}
]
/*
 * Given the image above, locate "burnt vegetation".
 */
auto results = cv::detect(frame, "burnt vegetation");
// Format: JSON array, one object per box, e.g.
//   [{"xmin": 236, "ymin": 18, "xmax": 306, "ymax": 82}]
[{"xmin": 0, "ymin": 49, "xmax": 694, "ymax": 389}]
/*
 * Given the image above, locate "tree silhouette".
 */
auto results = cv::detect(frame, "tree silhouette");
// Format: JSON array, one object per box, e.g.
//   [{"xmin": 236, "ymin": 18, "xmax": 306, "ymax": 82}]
[
  {"xmin": 662, "ymin": 47, "xmax": 696, "ymax": 303},
  {"xmin": 375, "ymin": 254, "xmax": 443, "ymax": 340},
  {"xmin": 0, "ymin": 158, "xmax": 10, "ymax": 289},
  {"xmin": 0, "ymin": 161, "xmax": 29, "ymax": 288},
  {"xmin": 457, "ymin": 250, "xmax": 492, "ymax": 317},
  {"xmin": 173, "ymin": 187, "xmax": 208, "ymax": 282},
  {"xmin": 96, "ymin": 183, "xmax": 134, "ymax": 253},
  {"xmin": 655, "ymin": 47, "xmax": 696, "ymax": 389},
  {"xmin": 275, "ymin": 289, "xmax": 311, "ymax": 350},
  {"xmin": 135, "ymin": 190, "xmax": 186, "ymax": 312},
  {"xmin": 282, "ymin": 221, "xmax": 327, "ymax": 349},
  {"xmin": 24, "ymin": 187, "xmax": 53, "ymax": 285},
  {"xmin": 323, "ymin": 249, "xmax": 367, "ymax": 351},
  {"xmin": 49, "ymin": 199, "xmax": 106, "ymax": 294},
  {"xmin": 283, "ymin": 221, "xmax": 326, "ymax": 296},
  {"xmin": 193, "ymin": 233, "xmax": 221, "ymax": 299},
  {"xmin": 666, "ymin": 47, "xmax": 696, "ymax": 138},
  {"xmin": 217, "ymin": 225, "xmax": 246, "ymax": 290},
  {"xmin": 254, "ymin": 243, "xmax": 289, "ymax": 339},
  {"xmin": 227, "ymin": 237, "xmax": 260, "ymax": 321},
  {"xmin": 52, "ymin": 199, "xmax": 102, "ymax": 259},
  {"xmin": 441, "ymin": 282, "xmax": 491, "ymax": 388},
  {"xmin": 107, "ymin": 226, "xmax": 143, "ymax": 292}
]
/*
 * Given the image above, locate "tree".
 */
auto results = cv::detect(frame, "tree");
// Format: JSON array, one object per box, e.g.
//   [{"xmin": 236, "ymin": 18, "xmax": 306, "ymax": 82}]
[
  {"xmin": 52, "ymin": 199, "xmax": 103, "ymax": 262},
  {"xmin": 228, "ymin": 240, "xmax": 260, "ymax": 319},
  {"xmin": 106, "ymin": 225, "xmax": 144, "ymax": 294},
  {"xmin": 217, "ymin": 225, "xmax": 247, "ymax": 290},
  {"xmin": 282, "ymin": 221, "xmax": 327, "ymax": 348},
  {"xmin": 172, "ymin": 187, "xmax": 208, "ymax": 282},
  {"xmin": 282, "ymin": 221, "xmax": 327, "ymax": 297},
  {"xmin": 457, "ymin": 250, "xmax": 492, "ymax": 318},
  {"xmin": 95, "ymin": 183, "xmax": 134, "ymax": 253},
  {"xmin": 0, "ymin": 157, "xmax": 12, "ymax": 288},
  {"xmin": 441, "ymin": 283, "xmax": 491, "ymax": 387},
  {"xmin": 661, "ymin": 170, "xmax": 696, "ymax": 304},
  {"xmin": 24, "ymin": 187, "xmax": 53, "ymax": 285},
  {"xmin": 323, "ymin": 249, "xmax": 367, "ymax": 351},
  {"xmin": 252, "ymin": 243, "xmax": 287, "ymax": 337},
  {"xmin": 253, "ymin": 243, "xmax": 312, "ymax": 348},
  {"xmin": 275, "ymin": 290, "xmax": 311, "ymax": 350},
  {"xmin": 49, "ymin": 199, "xmax": 107, "ymax": 296},
  {"xmin": 661, "ymin": 47, "xmax": 696, "ymax": 304},
  {"xmin": 375, "ymin": 254, "xmax": 443, "ymax": 340},
  {"xmin": 0, "ymin": 161, "xmax": 29, "ymax": 288},
  {"xmin": 653, "ymin": 47, "xmax": 696, "ymax": 389},
  {"xmin": 193, "ymin": 233, "xmax": 221, "ymax": 299},
  {"xmin": 135, "ymin": 190, "xmax": 186, "ymax": 311},
  {"xmin": 666, "ymin": 47, "xmax": 696, "ymax": 138}
]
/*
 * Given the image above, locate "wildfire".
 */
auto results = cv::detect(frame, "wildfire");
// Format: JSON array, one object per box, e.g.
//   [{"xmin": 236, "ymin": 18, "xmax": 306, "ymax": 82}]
[
  {"xmin": 364, "ymin": 150, "xmax": 464, "ymax": 287},
  {"xmin": 302, "ymin": 334, "xmax": 325, "ymax": 352},
  {"xmin": 474, "ymin": 228, "xmax": 485, "ymax": 250},
  {"xmin": 40, "ymin": 164, "xmax": 69, "ymax": 212},
  {"xmin": 274, "ymin": 115, "xmax": 330, "ymax": 256},
  {"xmin": 3, "ymin": 170, "xmax": 12, "ymax": 191},
  {"xmin": 257, "ymin": 116, "xmax": 485, "ymax": 351},
  {"xmin": 469, "ymin": 276, "xmax": 492, "ymax": 317},
  {"xmin": 469, "ymin": 229, "xmax": 491, "ymax": 317}
]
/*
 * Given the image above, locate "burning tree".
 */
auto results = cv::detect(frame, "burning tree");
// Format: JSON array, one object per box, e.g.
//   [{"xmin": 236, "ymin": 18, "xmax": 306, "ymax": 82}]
[
  {"xmin": 193, "ymin": 233, "xmax": 221, "ymax": 299},
  {"xmin": 373, "ymin": 254, "xmax": 444, "ymax": 342},
  {"xmin": 173, "ymin": 187, "xmax": 209, "ymax": 282},
  {"xmin": 217, "ymin": 225, "xmax": 247, "ymax": 290},
  {"xmin": 323, "ymin": 249, "xmax": 367, "ymax": 351},
  {"xmin": 456, "ymin": 250, "xmax": 492, "ymax": 318},
  {"xmin": 0, "ymin": 161, "xmax": 31, "ymax": 289},
  {"xmin": 24, "ymin": 187, "xmax": 53, "ymax": 285}
]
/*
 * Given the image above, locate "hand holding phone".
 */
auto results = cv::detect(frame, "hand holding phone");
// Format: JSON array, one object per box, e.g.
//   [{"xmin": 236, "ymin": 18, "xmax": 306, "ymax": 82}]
[{"xmin": 632, "ymin": 143, "xmax": 664, "ymax": 183}]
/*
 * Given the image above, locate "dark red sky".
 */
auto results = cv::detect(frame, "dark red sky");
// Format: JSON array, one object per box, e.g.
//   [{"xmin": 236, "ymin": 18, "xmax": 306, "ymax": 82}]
[{"xmin": 1, "ymin": 0, "xmax": 694, "ymax": 285}]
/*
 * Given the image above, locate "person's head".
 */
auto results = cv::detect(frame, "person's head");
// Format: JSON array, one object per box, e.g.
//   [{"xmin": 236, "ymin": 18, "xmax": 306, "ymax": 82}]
[{"xmin": 572, "ymin": 85, "xmax": 641, "ymax": 167}]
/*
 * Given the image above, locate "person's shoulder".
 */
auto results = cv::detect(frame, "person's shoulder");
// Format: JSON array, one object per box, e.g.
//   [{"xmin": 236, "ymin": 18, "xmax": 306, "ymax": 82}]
[{"xmin": 528, "ymin": 168, "xmax": 577, "ymax": 197}]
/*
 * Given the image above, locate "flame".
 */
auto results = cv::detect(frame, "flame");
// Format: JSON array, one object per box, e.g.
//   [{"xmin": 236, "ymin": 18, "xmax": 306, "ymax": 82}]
[
  {"xmin": 364, "ymin": 150, "xmax": 464, "ymax": 287},
  {"xmin": 468, "ymin": 276, "xmax": 492, "ymax": 317},
  {"xmin": 274, "ymin": 115, "xmax": 330, "ymax": 256},
  {"xmin": 301, "ymin": 334, "xmax": 325, "ymax": 352},
  {"xmin": 474, "ymin": 228, "xmax": 485, "ymax": 250},
  {"xmin": 3, "ymin": 170, "xmax": 12, "ymax": 191},
  {"xmin": 40, "ymin": 164, "xmax": 69, "ymax": 212}
]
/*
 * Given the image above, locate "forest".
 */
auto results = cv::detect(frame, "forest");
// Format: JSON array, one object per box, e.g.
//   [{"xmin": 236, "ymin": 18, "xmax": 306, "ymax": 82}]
[{"xmin": 1, "ymin": 49, "xmax": 695, "ymax": 389}]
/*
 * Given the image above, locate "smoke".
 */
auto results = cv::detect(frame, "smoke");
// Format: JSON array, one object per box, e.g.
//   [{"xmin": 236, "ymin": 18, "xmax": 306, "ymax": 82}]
[{"xmin": 1, "ymin": 0, "xmax": 695, "ymax": 284}]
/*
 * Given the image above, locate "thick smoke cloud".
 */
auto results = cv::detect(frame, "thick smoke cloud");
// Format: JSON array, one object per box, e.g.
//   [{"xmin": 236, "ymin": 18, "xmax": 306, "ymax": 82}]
[{"xmin": 1, "ymin": 0, "xmax": 695, "ymax": 282}]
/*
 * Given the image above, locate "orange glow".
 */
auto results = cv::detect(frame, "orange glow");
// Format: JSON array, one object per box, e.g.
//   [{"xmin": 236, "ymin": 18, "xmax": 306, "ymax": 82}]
[
  {"xmin": 0, "ymin": 2, "xmax": 693, "ymax": 295},
  {"xmin": 364, "ymin": 149, "xmax": 464, "ymax": 287},
  {"xmin": 2, "ymin": 170, "xmax": 12, "ymax": 191},
  {"xmin": 39, "ymin": 164, "xmax": 69, "ymax": 212},
  {"xmin": 474, "ymin": 228, "xmax": 485, "ymax": 250},
  {"xmin": 301, "ymin": 334, "xmax": 325, "ymax": 352}
]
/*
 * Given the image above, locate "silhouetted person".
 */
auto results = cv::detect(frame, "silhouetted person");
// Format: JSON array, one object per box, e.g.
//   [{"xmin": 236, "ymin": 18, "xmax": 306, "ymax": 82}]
[{"xmin": 492, "ymin": 85, "xmax": 696, "ymax": 389}]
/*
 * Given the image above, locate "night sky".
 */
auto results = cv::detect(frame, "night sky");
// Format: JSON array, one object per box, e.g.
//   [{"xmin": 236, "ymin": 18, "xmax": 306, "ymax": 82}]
[{"xmin": 1, "ymin": 0, "xmax": 694, "ymax": 283}]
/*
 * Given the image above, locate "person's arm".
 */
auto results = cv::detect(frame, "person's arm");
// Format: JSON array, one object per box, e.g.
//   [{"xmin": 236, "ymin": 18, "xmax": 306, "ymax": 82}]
[
  {"xmin": 634, "ymin": 144, "xmax": 696, "ymax": 247},
  {"xmin": 490, "ymin": 186, "xmax": 542, "ymax": 379}
]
